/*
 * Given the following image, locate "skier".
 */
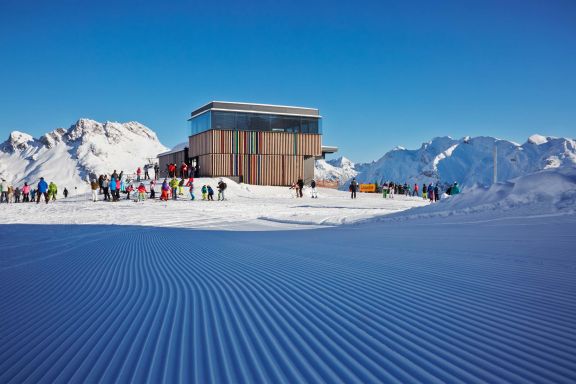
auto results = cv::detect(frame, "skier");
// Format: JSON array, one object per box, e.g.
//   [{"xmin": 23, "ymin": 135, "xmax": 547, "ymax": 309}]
[
  {"xmin": 0, "ymin": 179, "xmax": 7, "ymax": 203},
  {"xmin": 422, "ymin": 184, "xmax": 427, "ymax": 200},
  {"xmin": 63, "ymin": 188, "xmax": 68, "ymax": 198},
  {"xmin": 22, "ymin": 182, "xmax": 30, "ymax": 202},
  {"xmin": 109, "ymin": 177, "xmax": 118, "ymax": 202},
  {"xmin": 144, "ymin": 164, "xmax": 150, "ymax": 180},
  {"xmin": 382, "ymin": 183, "xmax": 388, "ymax": 199},
  {"xmin": 168, "ymin": 163, "xmax": 176, "ymax": 178},
  {"xmin": 207, "ymin": 185, "xmax": 215, "ymax": 201},
  {"xmin": 296, "ymin": 178, "xmax": 304, "ymax": 198},
  {"xmin": 149, "ymin": 180, "xmax": 156, "ymax": 199},
  {"xmin": 37, "ymin": 177, "xmax": 49, "ymax": 204},
  {"xmin": 7, "ymin": 185, "xmax": 14, "ymax": 203},
  {"xmin": 154, "ymin": 163, "xmax": 159, "ymax": 180},
  {"xmin": 186, "ymin": 177, "xmax": 195, "ymax": 200},
  {"xmin": 14, "ymin": 187, "xmax": 21, "ymax": 203},
  {"xmin": 434, "ymin": 184, "xmax": 440, "ymax": 202},
  {"xmin": 310, "ymin": 179, "xmax": 318, "ymax": 198},
  {"xmin": 428, "ymin": 183, "xmax": 434, "ymax": 202},
  {"xmin": 413, "ymin": 183, "xmax": 419, "ymax": 197},
  {"xmin": 217, "ymin": 179, "xmax": 227, "ymax": 201},
  {"xmin": 178, "ymin": 178, "xmax": 185, "ymax": 195},
  {"xmin": 48, "ymin": 182, "xmax": 58, "ymax": 201},
  {"xmin": 201, "ymin": 185, "xmax": 208, "ymax": 200},
  {"xmin": 349, "ymin": 178, "xmax": 358, "ymax": 199},
  {"xmin": 161, "ymin": 179, "xmax": 170, "ymax": 201},
  {"xmin": 90, "ymin": 179, "xmax": 99, "ymax": 202},
  {"xmin": 136, "ymin": 167, "xmax": 142, "ymax": 182},
  {"xmin": 169, "ymin": 177, "xmax": 179, "ymax": 200},
  {"xmin": 180, "ymin": 162, "xmax": 188, "ymax": 179},
  {"xmin": 102, "ymin": 176, "xmax": 110, "ymax": 201},
  {"xmin": 126, "ymin": 184, "xmax": 134, "ymax": 200},
  {"xmin": 30, "ymin": 188, "xmax": 36, "ymax": 202},
  {"xmin": 137, "ymin": 183, "xmax": 147, "ymax": 202}
]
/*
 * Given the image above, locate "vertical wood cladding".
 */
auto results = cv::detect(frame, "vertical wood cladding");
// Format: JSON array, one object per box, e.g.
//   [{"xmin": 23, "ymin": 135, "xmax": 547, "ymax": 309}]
[
  {"xmin": 198, "ymin": 154, "xmax": 305, "ymax": 186},
  {"xmin": 190, "ymin": 130, "xmax": 320, "ymax": 185},
  {"xmin": 189, "ymin": 130, "xmax": 321, "ymax": 157}
]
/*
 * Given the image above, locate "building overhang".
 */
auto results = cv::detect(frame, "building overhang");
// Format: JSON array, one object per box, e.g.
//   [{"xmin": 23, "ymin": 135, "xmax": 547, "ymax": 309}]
[{"xmin": 190, "ymin": 101, "xmax": 320, "ymax": 119}]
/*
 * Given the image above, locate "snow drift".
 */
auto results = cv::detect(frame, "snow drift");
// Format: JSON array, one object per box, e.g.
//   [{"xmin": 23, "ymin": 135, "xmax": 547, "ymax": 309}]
[
  {"xmin": 0, "ymin": 119, "xmax": 168, "ymax": 190},
  {"xmin": 384, "ymin": 165, "xmax": 576, "ymax": 221}
]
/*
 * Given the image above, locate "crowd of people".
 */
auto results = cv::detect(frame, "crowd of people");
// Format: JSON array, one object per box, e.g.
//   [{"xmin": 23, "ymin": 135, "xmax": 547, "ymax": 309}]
[
  {"xmin": 88, "ymin": 167, "xmax": 228, "ymax": 203},
  {"xmin": 381, "ymin": 181, "xmax": 460, "ymax": 202},
  {"xmin": 2, "ymin": 165, "xmax": 462, "ymax": 206},
  {"xmin": 0, "ymin": 177, "xmax": 66, "ymax": 204}
]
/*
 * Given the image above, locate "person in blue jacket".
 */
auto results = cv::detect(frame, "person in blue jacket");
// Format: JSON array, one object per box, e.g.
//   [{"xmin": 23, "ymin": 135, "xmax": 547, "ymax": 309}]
[
  {"xmin": 109, "ymin": 178, "xmax": 117, "ymax": 202},
  {"xmin": 37, "ymin": 177, "xmax": 49, "ymax": 204}
]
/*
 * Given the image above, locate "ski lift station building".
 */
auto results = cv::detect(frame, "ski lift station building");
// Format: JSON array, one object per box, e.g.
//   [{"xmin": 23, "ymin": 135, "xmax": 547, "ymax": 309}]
[{"xmin": 158, "ymin": 101, "xmax": 337, "ymax": 185}]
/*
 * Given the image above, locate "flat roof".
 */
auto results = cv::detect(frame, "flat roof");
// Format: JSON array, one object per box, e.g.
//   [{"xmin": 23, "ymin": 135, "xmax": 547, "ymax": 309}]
[{"xmin": 190, "ymin": 101, "xmax": 320, "ymax": 119}]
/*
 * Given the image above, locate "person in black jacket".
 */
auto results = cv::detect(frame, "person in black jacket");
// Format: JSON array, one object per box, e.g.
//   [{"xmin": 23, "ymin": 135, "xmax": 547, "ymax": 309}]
[
  {"xmin": 217, "ymin": 179, "xmax": 227, "ymax": 201},
  {"xmin": 296, "ymin": 178, "xmax": 304, "ymax": 198},
  {"xmin": 310, "ymin": 179, "xmax": 318, "ymax": 198},
  {"xmin": 349, "ymin": 178, "xmax": 358, "ymax": 199}
]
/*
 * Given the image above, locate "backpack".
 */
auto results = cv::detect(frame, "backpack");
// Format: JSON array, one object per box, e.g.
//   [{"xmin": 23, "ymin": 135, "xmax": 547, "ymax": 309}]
[{"xmin": 221, "ymin": 182, "xmax": 227, "ymax": 190}]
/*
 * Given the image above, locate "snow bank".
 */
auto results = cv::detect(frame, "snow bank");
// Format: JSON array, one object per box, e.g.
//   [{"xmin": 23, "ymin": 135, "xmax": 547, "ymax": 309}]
[{"xmin": 386, "ymin": 166, "xmax": 576, "ymax": 221}]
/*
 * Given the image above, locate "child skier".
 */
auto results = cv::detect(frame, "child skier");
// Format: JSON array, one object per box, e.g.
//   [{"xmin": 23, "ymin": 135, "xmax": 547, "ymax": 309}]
[
  {"xmin": 161, "ymin": 179, "xmax": 170, "ymax": 201},
  {"xmin": 186, "ymin": 177, "xmax": 195, "ymax": 200},
  {"xmin": 137, "ymin": 183, "xmax": 147, "ymax": 202},
  {"xmin": 201, "ymin": 185, "xmax": 207, "ymax": 200},
  {"xmin": 207, "ymin": 185, "xmax": 214, "ymax": 201}
]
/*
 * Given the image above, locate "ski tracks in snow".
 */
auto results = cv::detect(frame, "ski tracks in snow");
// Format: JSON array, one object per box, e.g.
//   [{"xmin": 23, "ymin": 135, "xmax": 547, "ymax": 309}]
[{"xmin": 0, "ymin": 217, "xmax": 575, "ymax": 383}]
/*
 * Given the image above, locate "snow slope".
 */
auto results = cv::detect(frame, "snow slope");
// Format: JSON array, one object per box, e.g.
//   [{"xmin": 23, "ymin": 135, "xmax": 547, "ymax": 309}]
[
  {"xmin": 0, "ymin": 119, "xmax": 168, "ymax": 190},
  {"xmin": 317, "ymin": 135, "xmax": 576, "ymax": 188},
  {"xmin": 1, "ymin": 184, "xmax": 575, "ymax": 382},
  {"xmin": 0, "ymin": 178, "xmax": 427, "ymax": 230}
]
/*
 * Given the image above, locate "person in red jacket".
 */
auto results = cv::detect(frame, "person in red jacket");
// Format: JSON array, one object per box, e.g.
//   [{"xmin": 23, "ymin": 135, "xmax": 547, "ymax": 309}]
[
  {"xmin": 137, "ymin": 183, "xmax": 147, "ymax": 202},
  {"xmin": 168, "ymin": 163, "xmax": 176, "ymax": 178},
  {"xmin": 136, "ymin": 167, "xmax": 142, "ymax": 181},
  {"xmin": 180, "ymin": 162, "xmax": 188, "ymax": 179}
]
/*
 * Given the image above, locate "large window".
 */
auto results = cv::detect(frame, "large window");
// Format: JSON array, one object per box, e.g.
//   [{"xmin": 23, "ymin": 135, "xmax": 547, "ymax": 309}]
[
  {"xmin": 190, "ymin": 110, "xmax": 321, "ymax": 135},
  {"xmin": 189, "ymin": 111, "xmax": 211, "ymax": 136},
  {"xmin": 212, "ymin": 111, "xmax": 236, "ymax": 130}
]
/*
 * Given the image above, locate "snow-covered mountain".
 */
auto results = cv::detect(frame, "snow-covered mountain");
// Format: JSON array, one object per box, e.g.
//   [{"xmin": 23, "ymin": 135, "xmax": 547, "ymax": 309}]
[
  {"xmin": 315, "ymin": 157, "xmax": 359, "ymax": 182},
  {"xmin": 0, "ymin": 119, "xmax": 168, "ymax": 190},
  {"xmin": 316, "ymin": 135, "xmax": 576, "ymax": 187}
]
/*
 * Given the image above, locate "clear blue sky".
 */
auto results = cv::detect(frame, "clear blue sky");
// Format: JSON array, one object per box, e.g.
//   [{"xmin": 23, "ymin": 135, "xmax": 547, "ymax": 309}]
[{"xmin": 1, "ymin": 0, "xmax": 574, "ymax": 162}]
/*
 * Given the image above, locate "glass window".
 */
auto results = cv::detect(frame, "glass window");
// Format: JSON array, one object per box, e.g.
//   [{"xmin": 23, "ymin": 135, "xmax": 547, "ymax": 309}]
[
  {"xmin": 212, "ymin": 111, "xmax": 236, "ymax": 130},
  {"xmin": 271, "ymin": 116, "xmax": 301, "ymax": 133},
  {"xmin": 236, "ymin": 113, "xmax": 249, "ymax": 131},
  {"xmin": 189, "ymin": 111, "xmax": 211, "ymax": 136},
  {"xmin": 301, "ymin": 118, "xmax": 320, "ymax": 134},
  {"xmin": 248, "ymin": 114, "xmax": 271, "ymax": 131}
]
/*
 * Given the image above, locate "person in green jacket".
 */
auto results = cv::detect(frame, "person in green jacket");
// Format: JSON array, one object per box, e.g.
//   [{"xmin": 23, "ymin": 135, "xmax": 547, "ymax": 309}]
[
  {"xmin": 169, "ymin": 178, "xmax": 179, "ymax": 200},
  {"xmin": 48, "ymin": 182, "xmax": 58, "ymax": 201}
]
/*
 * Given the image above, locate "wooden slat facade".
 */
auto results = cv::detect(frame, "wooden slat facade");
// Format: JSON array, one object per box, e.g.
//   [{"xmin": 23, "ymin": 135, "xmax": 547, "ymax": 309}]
[
  {"xmin": 189, "ymin": 130, "xmax": 320, "ymax": 186},
  {"xmin": 198, "ymin": 154, "xmax": 307, "ymax": 186},
  {"xmin": 189, "ymin": 130, "xmax": 321, "ymax": 157}
]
